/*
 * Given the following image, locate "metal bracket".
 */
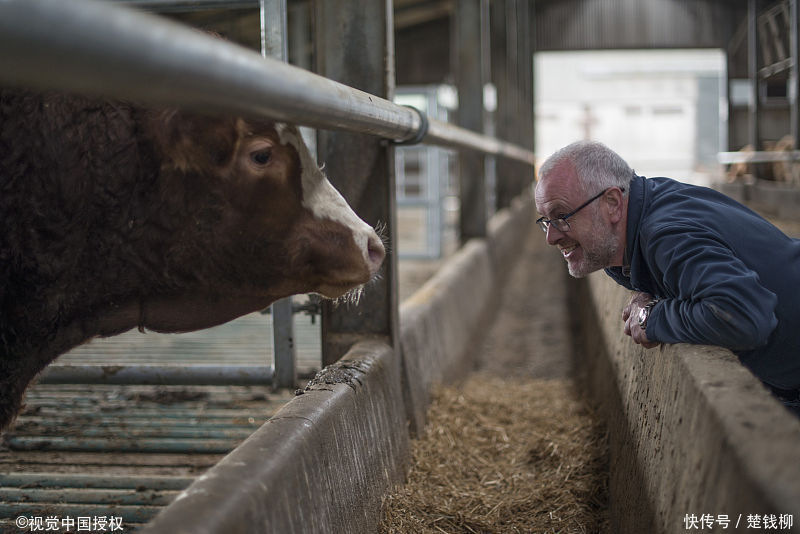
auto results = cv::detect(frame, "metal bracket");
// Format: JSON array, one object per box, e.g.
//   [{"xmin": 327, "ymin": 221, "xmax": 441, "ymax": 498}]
[{"xmin": 393, "ymin": 105, "xmax": 429, "ymax": 146}]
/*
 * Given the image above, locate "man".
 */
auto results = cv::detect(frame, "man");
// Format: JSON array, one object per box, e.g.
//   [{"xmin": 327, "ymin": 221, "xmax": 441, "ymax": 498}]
[{"xmin": 534, "ymin": 140, "xmax": 800, "ymax": 415}]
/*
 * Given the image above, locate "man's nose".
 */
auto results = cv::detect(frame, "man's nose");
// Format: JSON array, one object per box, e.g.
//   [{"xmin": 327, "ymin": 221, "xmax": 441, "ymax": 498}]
[{"xmin": 545, "ymin": 224, "xmax": 564, "ymax": 245}]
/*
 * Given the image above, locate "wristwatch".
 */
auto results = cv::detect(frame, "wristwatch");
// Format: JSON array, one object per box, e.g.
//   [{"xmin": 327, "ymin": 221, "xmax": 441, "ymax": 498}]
[{"xmin": 637, "ymin": 300, "xmax": 658, "ymax": 329}]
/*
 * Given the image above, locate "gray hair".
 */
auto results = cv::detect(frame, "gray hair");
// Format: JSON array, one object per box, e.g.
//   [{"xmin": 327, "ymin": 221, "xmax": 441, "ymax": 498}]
[{"xmin": 538, "ymin": 140, "xmax": 633, "ymax": 195}]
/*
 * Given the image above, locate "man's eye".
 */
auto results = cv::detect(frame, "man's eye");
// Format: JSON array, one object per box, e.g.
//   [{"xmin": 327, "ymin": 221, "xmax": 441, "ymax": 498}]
[{"xmin": 250, "ymin": 150, "xmax": 272, "ymax": 165}]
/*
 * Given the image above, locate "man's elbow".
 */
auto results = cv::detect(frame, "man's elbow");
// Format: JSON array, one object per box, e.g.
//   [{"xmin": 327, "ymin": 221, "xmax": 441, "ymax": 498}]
[{"xmin": 706, "ymin": 302, "xmax": 776, "ymax": 350}]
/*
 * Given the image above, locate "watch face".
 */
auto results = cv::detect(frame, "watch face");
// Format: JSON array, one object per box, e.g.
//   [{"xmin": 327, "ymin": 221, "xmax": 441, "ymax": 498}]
[{"xmin": 637, "ymin": 306, "xmax": 648, "ymax": 327}]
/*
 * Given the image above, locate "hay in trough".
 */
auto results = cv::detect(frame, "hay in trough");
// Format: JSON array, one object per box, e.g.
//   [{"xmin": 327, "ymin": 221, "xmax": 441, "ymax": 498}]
[{"xmin": 380, "ymin": 373, "xmax": 608, "ymax": 533}]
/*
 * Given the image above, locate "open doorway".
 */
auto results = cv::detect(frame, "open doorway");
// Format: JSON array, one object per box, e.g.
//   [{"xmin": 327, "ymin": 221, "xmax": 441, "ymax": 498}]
[{"xmin": 535, "ymin": 49, "xmax": 726, "ymax": 186}]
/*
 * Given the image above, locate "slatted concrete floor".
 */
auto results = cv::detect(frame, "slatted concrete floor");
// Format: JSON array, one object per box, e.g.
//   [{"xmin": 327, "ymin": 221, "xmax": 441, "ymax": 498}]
[{"xmin": 1, "ymin": 383, "xmax": 298, "ymax": 531}]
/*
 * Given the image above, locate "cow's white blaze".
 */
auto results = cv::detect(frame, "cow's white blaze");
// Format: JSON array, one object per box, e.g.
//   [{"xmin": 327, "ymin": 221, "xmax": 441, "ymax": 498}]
[{"xmin": 275, "ymin": 123, "xmax": 384, "ymax": 275}]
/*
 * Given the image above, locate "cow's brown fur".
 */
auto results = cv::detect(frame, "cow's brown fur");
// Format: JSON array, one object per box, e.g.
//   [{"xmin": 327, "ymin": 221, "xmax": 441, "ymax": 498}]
[{"xmin": 0, "ymin": 89, "xmax": 378, "ymax": 430}]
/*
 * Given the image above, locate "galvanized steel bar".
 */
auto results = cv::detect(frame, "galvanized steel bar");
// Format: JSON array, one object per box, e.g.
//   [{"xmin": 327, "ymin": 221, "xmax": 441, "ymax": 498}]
[
  {"xmin": 260, "ymin": 0, "xmax": 287, "ymax": 61},
  {"xmin": 749, "ymin": 0, "xmax": 761, "ymax": 150},
  {"xmin": 37, "ymin": 364, "xmax": 274, "ymax": 385},
  {"xmin": 271, "ymin": 298, "xmax": 297, "ymax": 388},
  {"xmin": 426, "ymin": 119, "xmax": 536, "ymax": 165},
  {"xmin": 455, "ymin": 0, "xmax": 488, "ymax": 242},
  {"xmin": 0, "ymin": 0, "xmax": 536, "ymax": 166},
  {"xmin": 117, "ymin": 0, "xmax": 258, "ymax": 10},
  {"xmin": 22, "ymin": 407, "xmax": 267, "ymax": 419},
  {"xmin": 791, "ymin": 0, "xmax": 799, "ymax": 149},
  {"xmin": 0, "ymin": 473, "xmax": 193, "ymax": 490},
  {"xmin": 0, "ymin": 487, "xmax": 178, "ymax": 506},
  {"xmin": 261, "ymin": 0, "xmax": 298, "ymax": 390},
  {"xmin": 37, "ymin": 364, "xmax": 314, "ymax": 385},
  {"xmin": 9, "ymin": 424, "xmax": 255, "ymax": 440},
  {"xmin": 16, "ymin": 416, "xmax": 262, "ymax": 430},
  {"xmin": 4, "ymin": 435, "xmax": 239, "ymax": 454},
  {"xmin": 717, "ymin": 149, "xmax": 800, "ymax": 163}
]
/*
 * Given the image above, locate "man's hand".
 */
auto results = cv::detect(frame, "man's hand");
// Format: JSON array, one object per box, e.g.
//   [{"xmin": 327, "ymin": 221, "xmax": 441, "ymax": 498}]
[{"xmin": 622, "ymin": 291, "xmax": 660, "ymax": 349}]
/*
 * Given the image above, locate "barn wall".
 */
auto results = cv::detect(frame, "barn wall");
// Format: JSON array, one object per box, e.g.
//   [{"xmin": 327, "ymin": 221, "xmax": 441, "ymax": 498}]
[{"xmin": 574, "ymin": 272, "xmax": 800, "ymax": 534}]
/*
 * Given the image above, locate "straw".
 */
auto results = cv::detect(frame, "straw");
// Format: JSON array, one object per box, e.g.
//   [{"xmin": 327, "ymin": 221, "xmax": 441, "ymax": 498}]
[{"xmin": 380, "ymin": 373, "xmax": 609, "ymax": 533}]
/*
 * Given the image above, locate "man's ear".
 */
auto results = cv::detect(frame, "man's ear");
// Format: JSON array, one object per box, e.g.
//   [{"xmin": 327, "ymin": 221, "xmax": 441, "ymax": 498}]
[{"xmin": 605, "ymin": 187, "xmax": 625, "ymax": 224}]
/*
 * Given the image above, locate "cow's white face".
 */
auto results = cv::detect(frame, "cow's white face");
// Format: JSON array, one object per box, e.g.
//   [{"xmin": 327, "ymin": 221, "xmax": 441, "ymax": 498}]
[{"xmin": 275, "ymin": 123, "xmax": 385, "ymax": 298}]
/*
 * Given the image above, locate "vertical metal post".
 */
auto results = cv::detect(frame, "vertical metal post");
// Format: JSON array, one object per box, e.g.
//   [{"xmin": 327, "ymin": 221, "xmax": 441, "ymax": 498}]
[
  {"xmin": 521, "ymin": 0, "xmax": 534, "ymax": 192},
  {"xmin": 315, "ymin": 0, "xmax": 399, "ymax": 365},
  {"xmin": 748, "ymin": 0, "xmax": 761, "ymax": 151},
  {"xmin": 288, "ymin": 1, "xmax": 311, "ymax": 70},
  {"xmin": 492, "ymin": 0, "xmax": 514, "ymax": 209},
  {"xmin": 260, "ymin": 0, "xmax": 287, "ymax": 61},
  {"xmin": 455, "ymin": 0, "xmax": 487, "ymax": 242},
  {"xmin": 480, "ymin": 0, "xmax": 496, "ymax": 217},
  {"xmin": 271, "ymin": 298, "xmax": 296, "ymax": 389},
  {"xmin": 261, "ymin": 0, "xmax": 297, "ymax": 390},
  {"xmin": 791, "ymin": 0, "xmax": 799, "ymax": 148}
]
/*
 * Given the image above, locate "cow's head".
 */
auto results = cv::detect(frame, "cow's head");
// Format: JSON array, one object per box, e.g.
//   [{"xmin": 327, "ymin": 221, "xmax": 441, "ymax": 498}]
[{"xmin": 149, "ymin": 111, "xmax": 386, "ymax": 306}]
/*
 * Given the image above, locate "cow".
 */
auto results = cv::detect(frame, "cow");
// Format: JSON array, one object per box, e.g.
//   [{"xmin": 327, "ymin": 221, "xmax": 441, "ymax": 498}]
[
  {"xmin": 771, "ymin": 135, "xmax": 800, "ymax": 186},
  {"xmin": 0, "ymin": 89, "xmax": 386, "ymax": 431}
]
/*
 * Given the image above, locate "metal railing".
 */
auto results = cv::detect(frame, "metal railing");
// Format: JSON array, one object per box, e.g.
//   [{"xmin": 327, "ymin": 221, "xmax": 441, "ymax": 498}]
[
  {"xmin": 0, "ymin": 0, "xmax": 536, "ymax": 166},
  {"xmin": 0, "ymin": 0, "xmax": 536, "ymax": 388}
]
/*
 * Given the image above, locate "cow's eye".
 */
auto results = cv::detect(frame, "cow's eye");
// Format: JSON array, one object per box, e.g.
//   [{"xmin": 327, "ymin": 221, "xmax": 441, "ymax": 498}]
[{"xmin": 250, "ymin": 149, "xmax": 272, "ymax": 165}]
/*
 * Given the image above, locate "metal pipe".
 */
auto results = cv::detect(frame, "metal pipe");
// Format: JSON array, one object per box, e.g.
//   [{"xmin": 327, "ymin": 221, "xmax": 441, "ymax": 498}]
[
  {"xmin": 4, "ymin": 435, "xmax": 239, "ymax": 454},
  {"xmin": 260, "ymin": 0, "xmax": 287, "ymax": 61},
  {"xmin": 749, "ymin": 0, "xmax": 761, "ymax": 150},
  {"xmin": 37, "ymin": 364, "xmax": 274, "ymax": 385},
  {"xmin": 426, "ymin": 118, "xmax": 536, "ymax": 165},
  {"xmin": 791, "ymin": 0, "xmax": 799, "ymax": 148},
  {"xmin": 14, "ymin": 416, "xmax": 262, "ymax": 430},
  {"xmin": 9, "ymin": 424, "xmax": 255, "ymax": 440},
  {"xmin": 0, "ymin": 487, "xmax": 178, "ymax": 506},
  {"xmin": 0, "ymin": 0, "xmax": 536, "ymax": 166},
  {"xmin": 0, "ymin": 473, "xmax": 194, "ymax": 490},
  {"xmin": 115, "ymin": 0, "xmax": 259, "ymax": 10}
]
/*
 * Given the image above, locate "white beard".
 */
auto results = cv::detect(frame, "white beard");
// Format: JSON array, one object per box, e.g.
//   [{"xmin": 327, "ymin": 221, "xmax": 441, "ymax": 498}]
[{"xmin": 567, "ymin": 208, "xmax": 621, "ymax": 278}]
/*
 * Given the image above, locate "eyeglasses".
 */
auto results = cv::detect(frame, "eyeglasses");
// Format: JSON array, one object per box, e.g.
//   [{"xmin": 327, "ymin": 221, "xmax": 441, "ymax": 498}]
[{"xmin": 536, "ymin": 186, "xmax": 624, "ymax": 233}]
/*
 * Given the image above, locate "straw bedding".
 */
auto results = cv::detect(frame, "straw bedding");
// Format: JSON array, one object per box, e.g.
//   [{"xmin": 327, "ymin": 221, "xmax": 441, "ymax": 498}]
[{"xmin": 379, "ymin": 373, "xmax": 608, "ymax": 533}]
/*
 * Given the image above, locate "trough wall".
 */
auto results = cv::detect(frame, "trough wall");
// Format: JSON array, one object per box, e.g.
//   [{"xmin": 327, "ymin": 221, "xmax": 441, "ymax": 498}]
[
  {"xmin": 142, "ymin": 192, "xmax": 535, "ymax": 533},
  {"xmin": 575, "ymin": 273, "xmax": 800, "ymax": 534}
]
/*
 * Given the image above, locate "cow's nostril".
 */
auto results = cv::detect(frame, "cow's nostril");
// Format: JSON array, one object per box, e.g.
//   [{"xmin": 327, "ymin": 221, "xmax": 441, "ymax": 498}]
[{"xmin": 367, "ymin": 233, "xmax": 386, "ymax": 269}]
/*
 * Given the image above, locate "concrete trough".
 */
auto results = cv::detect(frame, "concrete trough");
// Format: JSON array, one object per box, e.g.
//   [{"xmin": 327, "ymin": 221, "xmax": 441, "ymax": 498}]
[
  {"xmin": 575, "ymin": 273, "xmax": 800, "ymax": 534},
  {"xmin": 141, "ymin": 193, "xmax": 536, "ymax": 533}
]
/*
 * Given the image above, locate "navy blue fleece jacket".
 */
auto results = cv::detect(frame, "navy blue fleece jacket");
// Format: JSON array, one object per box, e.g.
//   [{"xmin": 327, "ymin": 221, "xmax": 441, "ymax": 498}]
[{"xmin": 605, "ymin": 175, "xmax": 800, "ymax": 390}]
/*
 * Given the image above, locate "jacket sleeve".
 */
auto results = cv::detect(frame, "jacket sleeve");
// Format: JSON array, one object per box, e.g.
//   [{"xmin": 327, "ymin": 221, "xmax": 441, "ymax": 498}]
[{"xmin": 643, "ymin": 224, "xmax": 778, "ymax": 351}]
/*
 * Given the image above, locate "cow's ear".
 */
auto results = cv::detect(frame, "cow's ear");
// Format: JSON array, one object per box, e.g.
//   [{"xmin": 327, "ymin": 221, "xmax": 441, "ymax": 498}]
[{"xmin": 150, "ymin": 110, "xmax": 239, "ymax": 172}]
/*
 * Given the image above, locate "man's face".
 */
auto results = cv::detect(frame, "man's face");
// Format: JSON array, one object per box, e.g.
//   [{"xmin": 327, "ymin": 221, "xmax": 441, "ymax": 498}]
[{"xmin": 534, "ymin": 162, "xmax": 620, "ymax": 278}]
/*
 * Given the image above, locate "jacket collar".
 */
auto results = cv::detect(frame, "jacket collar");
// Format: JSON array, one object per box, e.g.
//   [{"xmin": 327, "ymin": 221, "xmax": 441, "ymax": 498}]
[{"xmin": 622, "ymin": 173, "xmax": 646, "ymax": 277}]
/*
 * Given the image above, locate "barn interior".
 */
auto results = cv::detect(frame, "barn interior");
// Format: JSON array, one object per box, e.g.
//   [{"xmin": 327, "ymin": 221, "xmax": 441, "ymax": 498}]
[{"xmin": 1, "ymin": 1, "xmax": 800, "ymax": 533}]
